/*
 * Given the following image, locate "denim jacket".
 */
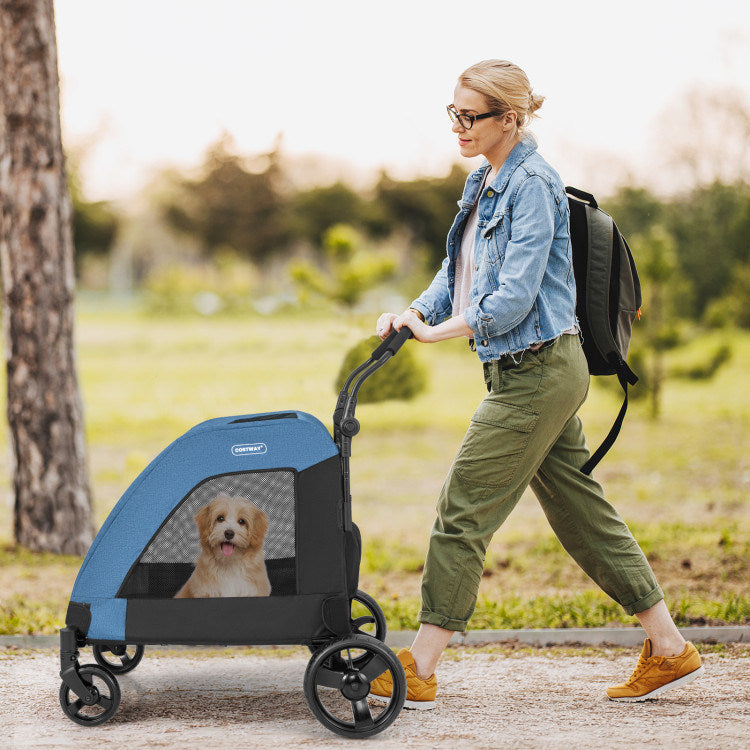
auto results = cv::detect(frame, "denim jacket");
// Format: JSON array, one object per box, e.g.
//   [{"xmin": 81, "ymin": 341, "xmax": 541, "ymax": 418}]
[{"xmin": 410, "ymin": 135, "xmax": 577, "ymax": 362}]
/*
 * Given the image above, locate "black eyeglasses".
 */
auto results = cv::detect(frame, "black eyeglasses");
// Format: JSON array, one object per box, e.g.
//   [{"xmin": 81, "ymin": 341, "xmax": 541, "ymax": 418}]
[{"xmin": 446, "ymin": 104, "xmax": 498, "ymax": 129}]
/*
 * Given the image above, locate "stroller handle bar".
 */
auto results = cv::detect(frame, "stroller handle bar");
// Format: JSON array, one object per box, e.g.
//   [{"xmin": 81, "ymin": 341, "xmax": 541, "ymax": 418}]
[
  {"xmin": 333, "ymin": 326, "xmax": 413, "ymax": 444},
  {"xmin": 370, "ymin": 325, "xmax": 414, "ymax": 360},
  {"xmin": 334, "ymin": 326, "xmax": 413, "ymax": 531}
]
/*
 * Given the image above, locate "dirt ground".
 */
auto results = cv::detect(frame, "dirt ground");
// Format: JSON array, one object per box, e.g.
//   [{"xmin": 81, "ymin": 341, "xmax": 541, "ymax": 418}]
[{"xmin": 3, "ymin": 644, "xmax": 748, "ymax": 749}]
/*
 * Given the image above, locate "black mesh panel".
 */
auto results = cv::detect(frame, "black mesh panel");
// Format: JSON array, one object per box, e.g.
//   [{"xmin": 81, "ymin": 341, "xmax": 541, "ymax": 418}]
[{"xmin": 118, "ymin": 470, "xmax": 297, "ymax": 598}]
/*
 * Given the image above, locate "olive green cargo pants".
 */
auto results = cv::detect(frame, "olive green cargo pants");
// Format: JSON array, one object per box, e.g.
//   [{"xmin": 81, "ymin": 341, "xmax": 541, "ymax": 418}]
[{"xmin": 418, "ymin": 334, "xmax": 663, "ymax": 631}]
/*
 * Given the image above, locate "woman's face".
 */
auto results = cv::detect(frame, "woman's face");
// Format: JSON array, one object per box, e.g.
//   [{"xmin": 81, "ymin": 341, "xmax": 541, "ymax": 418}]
[{"xmin": 451, "ymin": 84, "xmax": 516, "ymax": 164}]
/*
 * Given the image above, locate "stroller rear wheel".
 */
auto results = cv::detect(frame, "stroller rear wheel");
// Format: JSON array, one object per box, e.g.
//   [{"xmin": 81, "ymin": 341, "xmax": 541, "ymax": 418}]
[
  {"xmin": 92, "ymin": 643, "xmax": 145, "ymax": 674},
  {"xmin": 303, "ymin": 634, "xmax": 405, "ymax": 738},
  {"xmin": 350, "ymin": 590, "xmax": 387, "ymax": 642},
  {"xmin": 309, "ymin": 589, "xmax": 387, "ymax": 655}
]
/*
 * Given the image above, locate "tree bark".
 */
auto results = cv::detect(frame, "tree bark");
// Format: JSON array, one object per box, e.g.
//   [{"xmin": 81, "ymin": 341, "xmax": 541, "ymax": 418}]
[{"xmin": 0, "ymin": 0, "xmax": 94, "ymax": 554}]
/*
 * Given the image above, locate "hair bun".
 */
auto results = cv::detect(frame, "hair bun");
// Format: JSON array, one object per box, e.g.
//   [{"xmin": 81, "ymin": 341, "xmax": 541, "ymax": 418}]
[{"xmin": 528, "ymin": 90, "xmax": 544, "ymax": 115}]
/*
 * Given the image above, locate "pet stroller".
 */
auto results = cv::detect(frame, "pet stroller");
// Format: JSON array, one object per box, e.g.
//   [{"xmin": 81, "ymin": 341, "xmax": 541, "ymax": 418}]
[{"xmin": 59, "ymin": 328, "xmax": 413, "ymax": 738}]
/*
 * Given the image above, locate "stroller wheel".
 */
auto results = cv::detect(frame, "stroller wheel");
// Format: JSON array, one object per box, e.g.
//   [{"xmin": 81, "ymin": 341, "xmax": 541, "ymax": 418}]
[
  {"xmin": 92, "ymin": 643, "xmax": 145, "ymax": 674},
  {"xmin": 59, "ymin": 664, "xmax": 121, "ymax": 726},
  {"xmin": 308, "ymin": 589, "xmax": 387, "ymax": 655},
  {"xmin": 351, "ymin": 589, "xmax": 387, "ymax": 642},
  {"xmin": 303, "ymin": 634, "xmax": 405, "ymax": 738}
]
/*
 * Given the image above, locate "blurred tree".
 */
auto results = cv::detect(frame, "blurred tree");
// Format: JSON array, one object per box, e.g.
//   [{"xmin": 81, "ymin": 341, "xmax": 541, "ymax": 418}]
[
  {"xmin": 290, "ymin": 182, "xmax": 375, "ymax": 247},
  {"xmin": 163, "ymin": 136, "xmax": 290, "ymax": 263},
  {"xmin": 290, "ymin": 223, "xmax": 396, "ymax": 308},
  {"xmin": 632, "ymin": 226, "xmax": 679, "ymax": 418},
  {"xmin": 665, "ymin": 182, "xmax": 750, "ymax": 319},
  {"xmin": 704, "ymin": 262, "xmax": 750, "ymax": 330},
  {"xmin": 601, "ymin": 186, "xmax": 664, "ymax": 241},
  {"xmin": 69, "ymin": 170, "xmax": 119, "ymax": 271},
  {"xmin": 604, "ymin": 181, "xmax": 750, "ymax": 325},
  {"xmin": 375, "ymin": 163, "xmax": 468, "ymax": 268},
  {"xmin": 0, "ymin": 0, "xmax": 94, "ymax": 553},
  {"xmin": 626, "ymin": 226, "xmax": 732, "ymax": 418}
]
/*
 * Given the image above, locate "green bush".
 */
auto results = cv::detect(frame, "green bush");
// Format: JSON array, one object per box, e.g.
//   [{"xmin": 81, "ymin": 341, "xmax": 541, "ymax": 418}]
[
  {"xmin": 334, "ymin": 335, "xmax": 427, "ymax": 403},
  {"xmin": 143, "ymin": 251, "xmax": 258, "ymax": 315},
  {"xmin": 672, "ymin": 343, "xmax": 733, "ymax": 380}
]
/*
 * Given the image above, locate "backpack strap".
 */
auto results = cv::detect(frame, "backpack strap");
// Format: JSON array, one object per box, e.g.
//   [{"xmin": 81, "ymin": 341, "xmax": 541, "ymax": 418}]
[
  {"xmin": 581, "ymin": 358, "xmax": 639, "ymax": 475},
  {"xmin": 565, "ymin": 186, "xmax": 598, "ymax": 209}
]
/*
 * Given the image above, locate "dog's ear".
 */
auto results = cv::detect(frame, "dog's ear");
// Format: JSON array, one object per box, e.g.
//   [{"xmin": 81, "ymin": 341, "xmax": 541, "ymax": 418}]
[
  {"xmin": 249, "ymin": 505, "xmax": 269, "ymax": 549},
  {"xmin": 194, "ymin": 503, "xmax": 213, "ymax": 545}
]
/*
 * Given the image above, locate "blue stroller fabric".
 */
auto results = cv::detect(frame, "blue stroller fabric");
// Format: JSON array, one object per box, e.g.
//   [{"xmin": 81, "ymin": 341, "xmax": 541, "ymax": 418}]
[{"xmin": 70, "ymin": 411, "xmax": 338, "ymax": 640}]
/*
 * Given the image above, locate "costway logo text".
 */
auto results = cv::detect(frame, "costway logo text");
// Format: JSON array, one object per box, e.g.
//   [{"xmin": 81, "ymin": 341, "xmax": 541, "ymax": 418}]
[{"xmin": 231, "ymin": 443, "xmax": 267, "ymax": 456}]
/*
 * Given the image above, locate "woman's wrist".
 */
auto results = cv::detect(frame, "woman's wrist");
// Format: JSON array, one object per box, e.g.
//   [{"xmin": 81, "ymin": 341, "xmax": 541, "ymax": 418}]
[
  {"xmin": 430, "ymin": 316, "xmax": 474, "ymax": 342},
  {"xmin": 408, "ymin": 308, "xmax": 425, "ymax": 322}
]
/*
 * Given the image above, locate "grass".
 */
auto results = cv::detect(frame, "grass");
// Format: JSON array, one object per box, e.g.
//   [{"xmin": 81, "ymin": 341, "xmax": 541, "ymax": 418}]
[{"xmin": 0, "ymin": 301, "xmax": 748, "ymax": 635}]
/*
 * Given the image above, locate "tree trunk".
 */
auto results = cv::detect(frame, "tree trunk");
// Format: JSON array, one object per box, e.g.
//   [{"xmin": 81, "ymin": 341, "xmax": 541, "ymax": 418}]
[{"xmin": 0, "ymin": 0, "xmax": 94, "ymax": 554}]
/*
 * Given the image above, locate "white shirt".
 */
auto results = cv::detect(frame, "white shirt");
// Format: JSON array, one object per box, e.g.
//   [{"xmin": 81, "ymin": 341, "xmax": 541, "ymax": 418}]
[{"xmin": 452, "ymin": 204, "xmax": 479, "ymax": 322}]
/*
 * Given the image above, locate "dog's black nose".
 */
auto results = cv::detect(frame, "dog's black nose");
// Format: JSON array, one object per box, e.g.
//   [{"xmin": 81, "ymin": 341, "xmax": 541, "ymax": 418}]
[{"xmin": 224, "ymin": 530, "xmax": 235, "ymax": 541}]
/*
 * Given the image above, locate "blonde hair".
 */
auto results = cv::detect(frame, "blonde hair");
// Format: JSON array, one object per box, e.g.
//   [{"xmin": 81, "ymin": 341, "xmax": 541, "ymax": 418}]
[{"xmin": 458, "ymin": 60, "xmax": 544, "ymax": 134}]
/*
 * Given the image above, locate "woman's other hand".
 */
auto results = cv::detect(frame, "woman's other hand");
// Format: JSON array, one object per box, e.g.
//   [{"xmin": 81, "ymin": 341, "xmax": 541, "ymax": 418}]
[{"xmin": 376, "ymin": 313, "xmax": 399, "ymax": 340}]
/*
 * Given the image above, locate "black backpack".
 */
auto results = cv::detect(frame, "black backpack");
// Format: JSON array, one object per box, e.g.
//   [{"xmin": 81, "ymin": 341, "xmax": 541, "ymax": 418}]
[{"xmin": 566, "ymin": 186, "xmax": 641, "ymax": 475}]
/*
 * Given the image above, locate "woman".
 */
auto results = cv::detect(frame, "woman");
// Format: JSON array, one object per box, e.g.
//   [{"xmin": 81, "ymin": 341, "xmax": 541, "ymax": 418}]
[{"xmin": 371, "ymin": 60, "xmax": 703, "ymax": 709}]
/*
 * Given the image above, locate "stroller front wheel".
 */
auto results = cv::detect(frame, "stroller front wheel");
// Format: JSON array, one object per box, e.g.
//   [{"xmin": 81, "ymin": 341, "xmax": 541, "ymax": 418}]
[{"xmin": 59, "ymin": 664, "xmax": 121, "ymax": 726}]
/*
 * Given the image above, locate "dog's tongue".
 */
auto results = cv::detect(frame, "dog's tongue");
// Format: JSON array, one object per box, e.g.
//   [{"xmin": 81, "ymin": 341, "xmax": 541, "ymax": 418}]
[{"xmin": 221, "ymin": 542, "xmax": 234, "ymax": 557}]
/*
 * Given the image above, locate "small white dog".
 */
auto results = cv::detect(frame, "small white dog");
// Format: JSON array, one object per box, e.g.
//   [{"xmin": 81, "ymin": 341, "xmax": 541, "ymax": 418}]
[{"xmin": 175, "ymin": 494, "xmax": 271, "ymax": 598}]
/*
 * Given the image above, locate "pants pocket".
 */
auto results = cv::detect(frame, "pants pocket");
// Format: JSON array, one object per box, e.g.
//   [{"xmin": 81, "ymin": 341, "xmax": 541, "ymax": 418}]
[{"xmin": 454, "ymin": 400, "xmax": 539, "ymax": 489}]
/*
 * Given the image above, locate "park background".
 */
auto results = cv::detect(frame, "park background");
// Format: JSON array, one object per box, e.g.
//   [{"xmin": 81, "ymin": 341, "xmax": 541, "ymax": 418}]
[{"xmin": 1, "ymin": 0, "xmax": 749, "ymax": 634}]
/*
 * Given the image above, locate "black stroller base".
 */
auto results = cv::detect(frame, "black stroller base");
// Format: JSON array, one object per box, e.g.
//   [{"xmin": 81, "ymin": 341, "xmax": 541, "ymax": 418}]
[{"xmin": 59, "ymin": 588, "xmax": 404, "ymax": 738}]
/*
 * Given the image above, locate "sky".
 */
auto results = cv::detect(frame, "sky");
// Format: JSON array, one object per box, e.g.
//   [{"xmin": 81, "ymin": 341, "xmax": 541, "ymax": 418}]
[{"xmin": 54, "ymin": 0, "xmax": 750, "ymax": 202}]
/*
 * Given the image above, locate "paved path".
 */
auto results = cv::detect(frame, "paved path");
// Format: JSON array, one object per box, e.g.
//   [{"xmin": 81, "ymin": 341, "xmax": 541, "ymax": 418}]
[{"xmin": 3, "ymin": 645, "xmax": 748, "ymax": 749}]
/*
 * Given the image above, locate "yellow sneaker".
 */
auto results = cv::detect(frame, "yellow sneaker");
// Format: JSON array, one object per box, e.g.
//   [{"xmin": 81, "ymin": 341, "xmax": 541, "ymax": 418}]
[
  {"xmin": 369, "ymin": 648, "xmax": 437, "ymax": 710},
  {"xmin": 606, "ymin": 639, "xmax": 704, "ymax": 702}
]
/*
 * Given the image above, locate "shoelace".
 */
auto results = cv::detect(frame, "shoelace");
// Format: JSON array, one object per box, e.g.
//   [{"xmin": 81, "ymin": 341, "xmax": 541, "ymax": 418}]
[{"xmin": 626, "ymin": 655, "xmax": 664, "ymax": 685}]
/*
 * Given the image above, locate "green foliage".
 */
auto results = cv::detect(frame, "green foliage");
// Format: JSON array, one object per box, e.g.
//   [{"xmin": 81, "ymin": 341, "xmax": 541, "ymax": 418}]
[
  {"xmin": 664, "ymin": 181, "xmax": 750, "ymax": 319},
  {"xmin": 375, "ymin": 163, "xmax": 469, "ymax": 268},
  {"xmin": 623, "ymin": 228, "xmax": 733, "ymax": 416},
  {"xmin": 0, "ymin": 596, "xmax": 64, "ymax": 635},
  {"xmin": 289, "ymin": 182, "xmax": 389, "ymax": 246},
  {"xmin": 618, "ymin": 331, "xmax": 733, "ymax": 405},
  {"xmin": 704, "ymin": 263, "xmax": 750, "ymax": 329},
  {"xmin": 68, "ymin": 162, "xmax": 119, "ymax": 271},
  {"xmin": 143, "ymin": 250, "xmax": 258, "ymax": 315},
  {"xmin": 605, "ymin": 181, "xmax": 750, "ymax": 327},
  {"xmin": 729, "ymin": 264, "xmax": 750, "ymax": 329},
  {"xmin": 72, "ymin": 198, "xmax": 118, "ymax": 258},
  {"xmin": 335, "ymin": 334, "xmax": 427, "ymax": 403},
  {"xmin": 671, "ymin": 343, "xmax": 733, "ymax": 380},
  {"xmin": 602, "ymin": 186, "xmax": 665, "ymax": 240},
  {"xmin": 372, "ymin": 592, "xmax": 750, "ymax": 631},
  {"xmin": 362, "ymin": 537, "xmax": 425, "ymax": 573},
  {"xmin": 68, "ymin": 127, "xmax": 750, "ymax": 332},
  {"xmin": 290, "ymin": 224, "xmax": 397, "ymax": 309},
  {"xmin": 635, "ymin": 224, "xmax": 677, "ymax": 283},
  {"xmin": 629, "ymin": 226, "xmax": 678, "ymax": 417}
]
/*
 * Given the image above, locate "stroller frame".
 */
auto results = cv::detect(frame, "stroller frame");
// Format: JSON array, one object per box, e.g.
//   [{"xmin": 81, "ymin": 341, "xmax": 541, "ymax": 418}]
[{"xmin": 58, "ymin": 327, "xmax": 413, "ymax": 738}]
